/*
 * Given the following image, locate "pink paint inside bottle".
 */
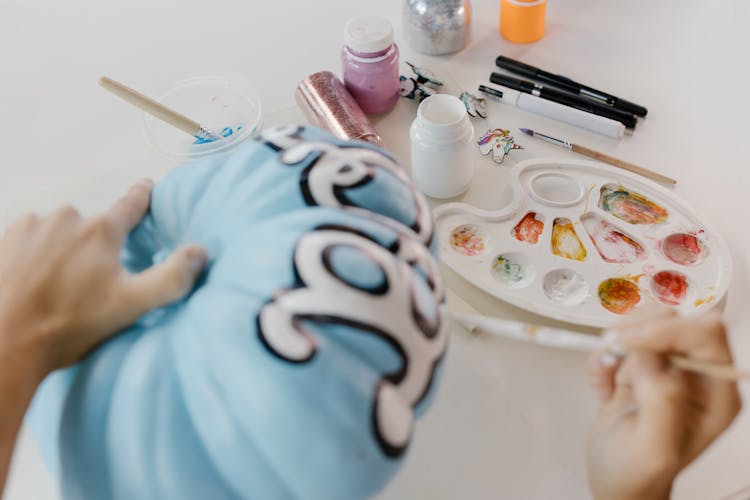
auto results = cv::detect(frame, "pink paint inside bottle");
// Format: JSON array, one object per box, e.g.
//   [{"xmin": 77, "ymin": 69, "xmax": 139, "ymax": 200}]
[{"xmin": 342, "ymin": 16, "xmax": 400, "ymax": 115}]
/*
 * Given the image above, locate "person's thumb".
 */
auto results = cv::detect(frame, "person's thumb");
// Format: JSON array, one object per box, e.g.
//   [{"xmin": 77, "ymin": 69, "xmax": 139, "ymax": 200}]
[
  {"xmin": 629, "ymin": 352, "xmax": 688, "ymax": 473},
  {"xmin": 119, "ymin": 244, "xmax": 207, "ymax": 319}
]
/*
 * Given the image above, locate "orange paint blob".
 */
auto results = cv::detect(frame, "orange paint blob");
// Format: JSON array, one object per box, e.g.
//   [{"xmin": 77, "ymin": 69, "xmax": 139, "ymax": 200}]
[
  {"xmin": 694, "ymin": 295, "xmax": 716, "ymax": 308},
  {"xmin": 513, "ymin": 212, "xmax": 544, "ymax": 244},
  {"xmin": 599, "ymin": 185, "xmax": 668, "ymax": 225},
  {"xmin": 599, "ymin": 278, "xmax": 641, "ymax": 314}
]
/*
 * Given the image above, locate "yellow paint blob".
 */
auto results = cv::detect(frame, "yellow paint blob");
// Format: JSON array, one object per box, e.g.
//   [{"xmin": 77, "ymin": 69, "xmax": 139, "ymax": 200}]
[{"xmin": 551, "ymin": 218, "xmax": 587, "ymax": 261}]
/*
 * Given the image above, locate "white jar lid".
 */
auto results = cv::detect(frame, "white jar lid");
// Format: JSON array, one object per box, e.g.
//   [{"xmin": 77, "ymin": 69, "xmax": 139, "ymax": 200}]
[{"xmin": 344, "ymin": 16, "xmax": 394, "ymax": 54}]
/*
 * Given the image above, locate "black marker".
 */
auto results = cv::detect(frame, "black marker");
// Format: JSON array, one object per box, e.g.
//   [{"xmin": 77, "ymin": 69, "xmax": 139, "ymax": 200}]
[
  {"xmin": 496, "ymin": 55, "xmax": 648, "ymax": 117},
  {"xmin": 489, "ymin": 73, "xmax": 638, "ymax": 129}
]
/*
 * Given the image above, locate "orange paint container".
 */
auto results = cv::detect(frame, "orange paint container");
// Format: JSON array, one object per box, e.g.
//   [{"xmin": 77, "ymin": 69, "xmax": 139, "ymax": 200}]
[{"xmin": 500, "ymin": 0, "xmax": 546, "ymax": 44}]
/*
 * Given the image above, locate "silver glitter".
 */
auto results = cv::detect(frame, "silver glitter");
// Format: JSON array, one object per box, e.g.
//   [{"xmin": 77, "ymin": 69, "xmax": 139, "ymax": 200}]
[{"xmin": 403, "ymin": 0, "xmax": 471, "ymax": 56}]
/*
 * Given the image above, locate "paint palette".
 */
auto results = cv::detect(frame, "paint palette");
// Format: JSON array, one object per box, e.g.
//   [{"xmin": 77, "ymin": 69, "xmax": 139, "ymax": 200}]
[{"xmin": 435, "ymin": 159, "xmax": 732, "ymax": 328}]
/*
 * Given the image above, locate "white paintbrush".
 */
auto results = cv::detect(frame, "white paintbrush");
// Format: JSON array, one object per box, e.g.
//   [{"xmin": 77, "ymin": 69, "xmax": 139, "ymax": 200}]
[
  {"xmin": 443, "ymin": 291, "xmax": 604, "ymax": 353},
  {"xmin": 442, "ymin": 294, "xmax": 750, "ymax": 382},
  {"xmin": 99, "ymin": 76, "xmax": 221, "ymax": 141}
]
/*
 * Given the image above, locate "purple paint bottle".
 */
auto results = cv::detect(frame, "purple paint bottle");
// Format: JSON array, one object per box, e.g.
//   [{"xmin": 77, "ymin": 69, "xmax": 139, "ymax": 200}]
[{"xmin": 342, "ymin": 16, "xmax": 400, "ymax": 115}]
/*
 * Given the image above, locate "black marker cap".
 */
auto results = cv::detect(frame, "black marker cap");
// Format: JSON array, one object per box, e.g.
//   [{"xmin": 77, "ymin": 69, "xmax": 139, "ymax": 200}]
[
  {"xmin": 496, "ymin": 56, "xmax": 539, "ymax": 79},
  {"xmin": 489, "ymin": 73, "xmax": 536, "ymax": 93}
]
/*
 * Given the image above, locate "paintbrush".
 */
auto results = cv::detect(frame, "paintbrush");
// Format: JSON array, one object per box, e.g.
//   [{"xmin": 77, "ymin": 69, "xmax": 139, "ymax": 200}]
[
  {"xmin": 99, "ymin": 76, "xmax": 221, "ymax": 142},
  {"xmin": 519, "ymin": 128, "xmax": 677, "ymax": 186},
  {"xmin": 443, "ymin": 304, "xmax": 750, "ymax": 382}
]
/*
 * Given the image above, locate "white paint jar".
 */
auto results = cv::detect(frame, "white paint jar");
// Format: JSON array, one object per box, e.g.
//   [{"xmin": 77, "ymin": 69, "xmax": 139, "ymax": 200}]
[{"xmin": 410, "ymin": 94, "xmax": 474, "ymax": 199}]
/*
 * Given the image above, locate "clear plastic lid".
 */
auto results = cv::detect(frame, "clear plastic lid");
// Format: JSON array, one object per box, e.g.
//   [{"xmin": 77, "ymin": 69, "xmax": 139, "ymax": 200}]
[{"xmin": 144, "ymin": 75, "xmax": 263, "ymax": 159}]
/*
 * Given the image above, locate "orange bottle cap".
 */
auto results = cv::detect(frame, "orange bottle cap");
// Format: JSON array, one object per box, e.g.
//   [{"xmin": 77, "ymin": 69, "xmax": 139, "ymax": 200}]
[{"xmin": 500, "ymin": 0, "xmax": 547, "ymax": 44}]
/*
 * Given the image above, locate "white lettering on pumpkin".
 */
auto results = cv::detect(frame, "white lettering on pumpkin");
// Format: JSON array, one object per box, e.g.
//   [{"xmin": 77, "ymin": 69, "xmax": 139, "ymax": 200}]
[{"xmin": 257, "ymin": 126, "xmax": 447, "ymax": 457}]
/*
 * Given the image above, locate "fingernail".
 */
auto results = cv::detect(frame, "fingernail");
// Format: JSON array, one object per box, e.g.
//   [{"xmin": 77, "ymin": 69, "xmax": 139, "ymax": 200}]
[
  {"xmin": 600, "ymin": 352, "xmax": 619, "ymax": 368},
  {"xmin": 602, "ymin": 330, "xmax": 625, "ymax": 355},
  {"xmin": 191, "ymin": 256, "xmax": 207, "ymax": 273},
  {"xmin": 138, "ymin": 178, "xmax": 155, "ymax": 188},
  {"xmin": 187, "ymin": 249, "xmax": 207, "ymax": 273}
]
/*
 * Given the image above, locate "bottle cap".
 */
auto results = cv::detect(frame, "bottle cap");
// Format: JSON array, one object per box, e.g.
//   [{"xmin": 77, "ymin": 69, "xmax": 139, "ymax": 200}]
[
  {"xmin": 345, "ymin": 16, "xmax": 394, "ymax": 54},
  {"xmin": 500, "ymin": 0, "xmax": 547, "ymax": 44}
]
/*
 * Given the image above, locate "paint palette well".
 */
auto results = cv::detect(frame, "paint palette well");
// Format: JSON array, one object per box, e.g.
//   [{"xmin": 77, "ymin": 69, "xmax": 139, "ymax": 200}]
[{"xmin": 435, "ymin": 159, "xmax": 732, "ymax": 328}]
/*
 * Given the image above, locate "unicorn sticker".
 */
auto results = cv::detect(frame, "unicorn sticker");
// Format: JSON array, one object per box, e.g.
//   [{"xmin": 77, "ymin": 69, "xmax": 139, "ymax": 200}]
[{"xmin": 477, "ymin": 128, "xmax": 524, "ymax": 164}]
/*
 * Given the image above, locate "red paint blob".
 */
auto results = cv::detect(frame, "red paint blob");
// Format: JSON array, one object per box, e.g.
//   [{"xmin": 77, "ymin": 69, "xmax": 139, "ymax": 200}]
[
  {"xmin": 651, "ymin": 271, "xmax": 689, "ymax": 305},
  {"xmin": 662, "ymin": 233, "xmax": 706, "ymax": 266}
]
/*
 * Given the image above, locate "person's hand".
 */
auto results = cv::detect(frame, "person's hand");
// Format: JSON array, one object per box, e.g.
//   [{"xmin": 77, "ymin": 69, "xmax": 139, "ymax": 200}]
[
  {"xmin": 0, "ymin": 179, "xmax": 207, "ymax": 379},
  {"xmin": 586, "ymin": 308, "xmax": 741, "ymax": 500}
]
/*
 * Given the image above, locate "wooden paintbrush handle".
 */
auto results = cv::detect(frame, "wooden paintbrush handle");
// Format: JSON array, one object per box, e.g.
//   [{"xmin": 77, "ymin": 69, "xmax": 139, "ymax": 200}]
[
  {"xmin": 99, "ymin": 76, "xmax": 202, "ymax": 137},
  {"xmin": 571, "ymin": 143, "xmax": 677, "ymax": 186},
  {"xmin": 670, "ymin": 355, "xmax": 750, "ymax": 381}
]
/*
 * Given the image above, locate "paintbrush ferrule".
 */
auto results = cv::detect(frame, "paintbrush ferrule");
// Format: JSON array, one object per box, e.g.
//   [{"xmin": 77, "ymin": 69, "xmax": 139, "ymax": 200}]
[
  {"xmin": 532, "ymin": 130, "xmax": 572, "ymax": 150},
  {"xmin": 196, "ymin": 126, "xmax": 221, "ymax": 142}
]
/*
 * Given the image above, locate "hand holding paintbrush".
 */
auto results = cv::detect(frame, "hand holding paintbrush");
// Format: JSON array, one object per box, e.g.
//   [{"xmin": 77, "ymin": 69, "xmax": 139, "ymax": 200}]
[
  {"xmin": 447, "ymin": 289, "xmax": 742, "ymax": 499},
  {"xmin": 587, "ymin": 307, "xmax": 741, "ymax": 500},
  {"xmin": 445, "ymin": 292, "xmax": 749, "ymax": 382}
]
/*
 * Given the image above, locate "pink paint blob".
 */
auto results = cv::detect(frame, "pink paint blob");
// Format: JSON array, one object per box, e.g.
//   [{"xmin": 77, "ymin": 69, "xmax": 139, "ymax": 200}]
[
  {"xmin": 662, "ymin": 233, "xmax": 707, "ymax": 266},
  {"xmin": 450, "ymin": 224, "xmax": 486, "ymax": 256},
  {"xmin": 581, "ymin": 213, "xmax": 647, "ymax": 263}
]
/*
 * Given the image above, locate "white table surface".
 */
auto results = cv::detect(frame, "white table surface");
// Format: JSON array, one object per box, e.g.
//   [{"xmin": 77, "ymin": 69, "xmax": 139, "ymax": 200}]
[{"xmin": 2, "ymin": 1, "xmax": 750, "ymax": 499}]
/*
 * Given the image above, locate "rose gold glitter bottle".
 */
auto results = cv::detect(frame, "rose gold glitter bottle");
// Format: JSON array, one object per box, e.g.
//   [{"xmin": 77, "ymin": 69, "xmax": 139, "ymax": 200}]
[{"xmin": 295, "ymin": 71, "xmax": 384, "ymax": 147}]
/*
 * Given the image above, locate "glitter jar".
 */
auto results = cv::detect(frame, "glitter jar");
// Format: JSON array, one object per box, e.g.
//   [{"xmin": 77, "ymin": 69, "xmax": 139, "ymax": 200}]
[
  {"xmin": 341, "ymin": 16, "xmax": 400, "ymax": 115},
  {"xmin": 403, "ymin": 0, "xmax": 471, "ymax": 55},
  {"xmin": 296, "ymin": 71, "xmax": 384, "ymax": 146},
  {"xmin": 410, "ymin": 94, "xmax": 474, "ymax": 199}
]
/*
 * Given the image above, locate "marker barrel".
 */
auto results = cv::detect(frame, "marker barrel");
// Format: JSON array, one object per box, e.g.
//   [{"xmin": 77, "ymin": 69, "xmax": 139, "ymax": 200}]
[{"xmin": 480, "ymin": 83, "xmax": 625, "ymax": 138}]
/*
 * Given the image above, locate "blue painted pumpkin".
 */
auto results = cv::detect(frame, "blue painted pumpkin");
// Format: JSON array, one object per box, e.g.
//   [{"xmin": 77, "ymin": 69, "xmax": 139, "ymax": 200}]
[{"xmin": 29, "ymin": 125, "xmax": 448, "ymax": 500}]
